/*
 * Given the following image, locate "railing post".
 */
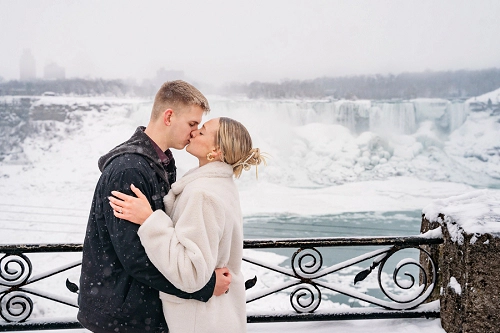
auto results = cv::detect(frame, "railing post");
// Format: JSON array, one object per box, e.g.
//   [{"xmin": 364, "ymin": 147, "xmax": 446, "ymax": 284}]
[{"xmin": 420, "ymin": 214, "xmax": 443, "ymax": 302}]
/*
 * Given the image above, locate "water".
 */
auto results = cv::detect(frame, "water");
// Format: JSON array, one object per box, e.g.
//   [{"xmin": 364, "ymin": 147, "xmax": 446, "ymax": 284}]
[
  {"xmin": 243, "ymin": 210, "xmax": 423, "ymax": 268},
  {"xmin": 244, "ymin": 210, "xmax": 421, "ymax": 239},
  {"xmin": 243, "ymin": 211, "xmax": 428, "ymax": 309}
]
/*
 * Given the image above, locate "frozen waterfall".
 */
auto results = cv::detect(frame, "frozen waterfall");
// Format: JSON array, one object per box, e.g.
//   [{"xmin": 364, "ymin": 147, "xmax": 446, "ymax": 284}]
[
  {"xmin": 209, "ymin": 98, "xmax": 469, "ymax": 136},
  {"xmin": 203, "ymin": 97, "xmax": 497, "ymax": 188}
]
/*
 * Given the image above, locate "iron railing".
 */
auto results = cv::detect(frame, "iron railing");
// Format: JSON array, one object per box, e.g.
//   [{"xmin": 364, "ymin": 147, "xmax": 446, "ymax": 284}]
[{"xmin": 0, "ymin": 234, "xmax": 442, "ymax": 331}]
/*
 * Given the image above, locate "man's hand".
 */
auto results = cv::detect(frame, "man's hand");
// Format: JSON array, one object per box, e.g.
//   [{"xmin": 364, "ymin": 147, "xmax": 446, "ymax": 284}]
[{"xmin": 213, "ymin": 267, "xmax": 231, "ymax": 296}]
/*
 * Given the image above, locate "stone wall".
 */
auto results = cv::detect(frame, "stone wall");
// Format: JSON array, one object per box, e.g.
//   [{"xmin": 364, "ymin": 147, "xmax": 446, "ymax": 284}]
[{"xmin": 421, "ymin": 210, "xmax": 500, "ymax": 333}]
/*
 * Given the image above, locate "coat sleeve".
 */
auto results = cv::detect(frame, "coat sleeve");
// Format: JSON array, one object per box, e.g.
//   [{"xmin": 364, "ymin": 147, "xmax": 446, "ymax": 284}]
[
  {"xmin": 137, "ymin": 190, "xmax": 225, "ymax": 293},
  {"xmin": 104, "ymin": 167, "xmax": 216, "ymax": 301}
]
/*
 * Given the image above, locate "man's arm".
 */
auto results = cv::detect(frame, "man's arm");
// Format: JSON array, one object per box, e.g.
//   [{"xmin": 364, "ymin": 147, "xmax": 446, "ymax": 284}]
[{"xmin": 104, "ymin": 166, "xmax": 215, "ymax": 301}]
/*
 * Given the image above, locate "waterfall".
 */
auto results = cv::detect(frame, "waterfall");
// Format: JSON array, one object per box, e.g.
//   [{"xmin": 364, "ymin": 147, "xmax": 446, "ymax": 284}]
[
  {"xmin": 448, "ymin": 102, "xmax": 470, "ymax": 132},
  {"xmin": 210, "ymin": 98, "xmax": 468, "ymax": 136},
  {"xmin": 369, "ymin": 102, "xmax": 416, "ymax": 135}
]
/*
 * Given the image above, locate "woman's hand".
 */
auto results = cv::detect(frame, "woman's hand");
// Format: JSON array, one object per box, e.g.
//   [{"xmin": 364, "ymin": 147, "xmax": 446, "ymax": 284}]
[{"xmin": 109, "ymin": 184, "xmax": 153, "ymax": 225}]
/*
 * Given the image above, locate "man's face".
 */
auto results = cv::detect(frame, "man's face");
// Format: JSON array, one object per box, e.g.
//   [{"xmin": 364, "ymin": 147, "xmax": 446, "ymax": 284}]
[{"xmin": 169, "ymin": 104, "xmax": 204, "ymax": 150}]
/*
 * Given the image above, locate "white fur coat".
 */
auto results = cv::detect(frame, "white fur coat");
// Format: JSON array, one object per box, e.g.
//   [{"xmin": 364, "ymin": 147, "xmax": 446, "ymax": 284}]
[{"xmin": 137, "ymin": 161, "xmax": 246, "ymax": 333}]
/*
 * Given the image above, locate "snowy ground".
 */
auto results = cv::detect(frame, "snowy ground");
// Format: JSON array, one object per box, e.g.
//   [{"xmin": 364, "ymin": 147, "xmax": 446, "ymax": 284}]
[{"xmin": 2, "ymin": 94, "xmax": 499, "ymax": 332}]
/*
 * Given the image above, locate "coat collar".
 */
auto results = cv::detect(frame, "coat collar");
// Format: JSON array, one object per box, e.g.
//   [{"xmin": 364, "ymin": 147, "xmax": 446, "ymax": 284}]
[
  {"xmin": 169, "ymin": 161, "xmax": 233, "ymax": 196},
  {"xmin": 164, "ymin": 162, "xmax": 233, "ymax": 216}
]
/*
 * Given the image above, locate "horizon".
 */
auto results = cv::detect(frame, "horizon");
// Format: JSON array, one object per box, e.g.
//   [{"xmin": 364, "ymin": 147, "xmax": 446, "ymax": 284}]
[{"xmin": 1, "ymin": 66, "xmax": 500, "ymax": 86}]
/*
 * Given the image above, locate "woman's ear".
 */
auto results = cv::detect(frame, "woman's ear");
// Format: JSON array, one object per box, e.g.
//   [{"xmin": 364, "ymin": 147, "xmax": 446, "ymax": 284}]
[
  {"xmin": 163, "ymin": 109, "xmax": 173, "ymax": 126},
  {"xmin": 212, "ymin": 147, "xmax": 223, "ymax": 161}
]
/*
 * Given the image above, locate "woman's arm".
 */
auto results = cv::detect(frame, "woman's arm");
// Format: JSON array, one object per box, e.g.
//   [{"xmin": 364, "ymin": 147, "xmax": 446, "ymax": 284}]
[
  {"xmin": 138, "ymin": 190, "xmax": 225, "ymax": 293},
  {"xmin": 103, "ymin": 172, "xmax": 216, "ymax": 301},
  {"xmin": 109, "ymin": 185, "xmax": 226, "ymax": 293}
]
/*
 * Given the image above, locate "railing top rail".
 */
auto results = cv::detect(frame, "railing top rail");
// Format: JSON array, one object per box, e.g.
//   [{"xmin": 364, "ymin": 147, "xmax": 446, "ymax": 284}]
[
  {"xmin": 244, "ymin": 234, "xmax": 443, "ymax": 248},
  {"xmin": 0, "ymin": 234, "xmax": 442, "ymax": 253},
  {"xmin": 0, "ymin": 243, "xmax": 83, "ymax": 253}
]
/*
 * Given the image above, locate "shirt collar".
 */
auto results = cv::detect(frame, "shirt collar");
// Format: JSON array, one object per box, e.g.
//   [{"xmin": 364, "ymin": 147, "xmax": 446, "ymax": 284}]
[{"xmin": 148, "ymin": 136, "xmax": 173, "ymax": 166}]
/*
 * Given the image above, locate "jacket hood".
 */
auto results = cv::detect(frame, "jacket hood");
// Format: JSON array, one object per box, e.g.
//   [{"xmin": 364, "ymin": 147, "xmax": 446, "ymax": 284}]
[
  {"xmin": 97, "ymin": 126, "xmax": 175, "ymax": 185},
  {"xmin": 98, "ymin": 126, "xmax": 162, "ymax": 171}
]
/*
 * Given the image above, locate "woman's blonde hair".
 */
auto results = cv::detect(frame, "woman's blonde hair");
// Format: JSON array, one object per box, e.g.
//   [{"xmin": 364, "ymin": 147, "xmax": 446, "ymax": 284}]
[{"xmin": 215, "ymin": 117, "xmax": 265, "ymax": 178}]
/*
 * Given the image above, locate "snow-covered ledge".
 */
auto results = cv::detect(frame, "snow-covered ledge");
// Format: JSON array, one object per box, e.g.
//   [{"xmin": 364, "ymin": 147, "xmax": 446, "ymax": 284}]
[{"xmin": 421, "ymin": 189, "xmax": 500, "ymax": 333}]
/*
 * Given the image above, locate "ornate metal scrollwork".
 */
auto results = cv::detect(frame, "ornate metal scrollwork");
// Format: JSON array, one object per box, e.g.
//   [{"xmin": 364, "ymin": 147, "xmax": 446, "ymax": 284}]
[
  {"xmin": 0, "ymin": 254, "xmax": 34, "ymax": 323},
  {"xmin": 289, "ymin": 248, "xmax": 323, "ymax": 312},
  {"xmin": 291, "ymin": 248, "xmax": 323, "ymax": 278},
  {"xmin": 290, "ymin": 283, "xmax": 321, "ymax": 313},
  {"xmin": 0, "ymin": 291, "xmax": 33, "ymax": 323},
  {"xmin": 0, "ymin": 251, "xmax": 82, "ymax": 324},
  {"xmin": 352, "ymin": 245, "xmax": 437, "ymax": 308},
  {"xmin": 245, "ymin": 241, "xmax": 439, "ymax": 313},
  {"xmin": 377, "ymin": 247, "xmax": 436, "ymax": 306},
  {"xmin": 0, "ymin": 254, "xmax": 32, "ymax": 287}
]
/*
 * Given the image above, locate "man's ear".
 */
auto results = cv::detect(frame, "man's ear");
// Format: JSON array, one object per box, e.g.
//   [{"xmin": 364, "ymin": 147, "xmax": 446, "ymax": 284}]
[{"xmin": 163, "ymin": 109, "xmax": 174, "ymax": 126}]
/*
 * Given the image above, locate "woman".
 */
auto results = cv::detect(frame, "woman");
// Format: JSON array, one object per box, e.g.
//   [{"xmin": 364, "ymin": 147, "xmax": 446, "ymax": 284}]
[{"xmin": 108, "ymin": 117, "xmax": 264, "ymax": 333}]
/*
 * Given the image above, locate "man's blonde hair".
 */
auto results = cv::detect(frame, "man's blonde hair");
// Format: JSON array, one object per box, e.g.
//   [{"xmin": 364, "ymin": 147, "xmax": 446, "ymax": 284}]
[
  {"xmin": 151, "ymin": 80, "xmax": 210, "ymax": 120},
  {"xmin": 215, "ymin": 117, "xmax": 265, "ymax": 178}
]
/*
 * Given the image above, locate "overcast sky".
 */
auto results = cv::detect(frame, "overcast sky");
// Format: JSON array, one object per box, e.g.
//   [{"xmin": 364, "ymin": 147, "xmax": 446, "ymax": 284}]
[{"xmin": 1, "ymin": 0, "xmax": 499, "ymax": 86}]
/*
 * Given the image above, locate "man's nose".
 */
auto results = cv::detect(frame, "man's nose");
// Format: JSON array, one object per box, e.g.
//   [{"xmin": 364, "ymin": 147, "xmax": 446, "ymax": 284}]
[{"xmin": 190, "ymin": 130, "xmax": 197, "ymax": 138}]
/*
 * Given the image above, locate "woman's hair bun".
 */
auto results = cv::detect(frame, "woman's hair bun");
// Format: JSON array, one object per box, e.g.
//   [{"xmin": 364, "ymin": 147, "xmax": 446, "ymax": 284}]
[{"xmin": 232, "ymin": 148, "xmax": 266, "ymax": 178}]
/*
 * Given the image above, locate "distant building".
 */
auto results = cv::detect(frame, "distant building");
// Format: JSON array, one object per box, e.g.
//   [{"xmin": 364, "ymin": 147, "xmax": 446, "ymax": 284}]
[
  {"xmin": 20, "ymin": 49, "xmax": 36, "ymax": 81},
  {"xmin": 43, "ymin": 62, "xmax": 66, "ymax": 80},
  {"xmin": 154, "ymin": 67, "xmax": 185, "ymax": 86}
]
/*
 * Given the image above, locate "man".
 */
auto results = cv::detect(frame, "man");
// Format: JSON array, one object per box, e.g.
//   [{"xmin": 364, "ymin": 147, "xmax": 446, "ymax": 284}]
[{"xmin": 78, "ymin": 81, "xmax": 231, "ymax": 333}]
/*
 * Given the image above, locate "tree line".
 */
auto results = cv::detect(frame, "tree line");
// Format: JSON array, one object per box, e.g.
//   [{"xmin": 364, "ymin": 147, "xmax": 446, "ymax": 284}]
[
  {"xmin": 1, "ymin": 68, "xmax": 500, "ymax": 99},
  {"xmin": 0, "ymin": 78, "xmax": 158, "ymax": 97},
  {"xmin": 222, "ymin": 68, "xmax": 500, "ymax": 100}
]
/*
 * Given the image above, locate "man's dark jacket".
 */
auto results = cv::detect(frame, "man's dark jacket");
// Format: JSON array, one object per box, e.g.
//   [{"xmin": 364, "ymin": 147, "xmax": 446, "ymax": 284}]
[{"xmin": 77, "ymin": 127, "xmax": 216, "ymax": 333}]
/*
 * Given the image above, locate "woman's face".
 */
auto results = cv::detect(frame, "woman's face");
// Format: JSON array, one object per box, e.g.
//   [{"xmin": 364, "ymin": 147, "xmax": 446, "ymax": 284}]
[{"xmin": 186, "ymin": 118, "xmax": 220, "ymax": 166}]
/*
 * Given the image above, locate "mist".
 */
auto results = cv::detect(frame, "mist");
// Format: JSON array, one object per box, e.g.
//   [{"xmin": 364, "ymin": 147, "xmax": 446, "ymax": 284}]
[{"xmin": 1, "ymin": 0, "xmax": 500, "ymax": 86}]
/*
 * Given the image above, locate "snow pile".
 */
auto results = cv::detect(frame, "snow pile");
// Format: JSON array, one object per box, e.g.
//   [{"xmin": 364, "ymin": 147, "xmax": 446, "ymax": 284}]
[
  {"xmin": 448, "ymin": 277, "xmax": 462, "ymax": 295},
  {"xmin": 422, "ymin": 189, "xmax": 500, "ymax": 241},
  {"xmin": 467, "ymin": 87, "xmax": 500, "ymax": 104},
  {"xmin": 445, "ymin": 111, "xmax": 500, "ymax": 180},
  {"xmin": 236, "ymin": 177, "xmax": 473, "ymax": 217}
]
